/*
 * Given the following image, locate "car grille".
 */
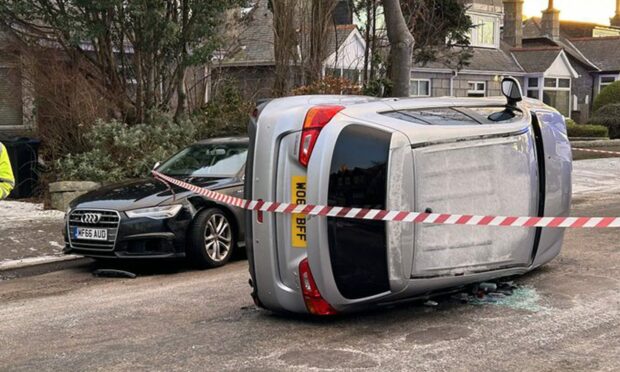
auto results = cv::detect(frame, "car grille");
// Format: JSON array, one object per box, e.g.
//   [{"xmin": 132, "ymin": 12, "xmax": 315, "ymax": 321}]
[{"xmin": 67, "ymin": 209, "xmax": 120, "ymax": 251}]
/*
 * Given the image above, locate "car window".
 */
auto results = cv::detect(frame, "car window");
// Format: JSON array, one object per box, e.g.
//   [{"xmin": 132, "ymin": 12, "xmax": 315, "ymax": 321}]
[
  {"xmin": 462, "ymin": 106, "xmax": 524, "ymax": 123},
  {"xmin": 383, "ymin": 108, "xmax": 478, "ymax": 126},
  {"xmin": 382, "ymin": 106, "xmax": 524, "ymax": 125},
  {"xmin": 158, "ymin": 143, "xmax": 248, "ymax": 177}
]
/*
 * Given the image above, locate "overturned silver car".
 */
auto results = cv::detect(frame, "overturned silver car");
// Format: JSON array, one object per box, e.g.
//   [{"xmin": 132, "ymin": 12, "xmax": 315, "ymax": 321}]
[{"xmin": 245, "ymin": 78, "xmax": 572, "ymax": 315}]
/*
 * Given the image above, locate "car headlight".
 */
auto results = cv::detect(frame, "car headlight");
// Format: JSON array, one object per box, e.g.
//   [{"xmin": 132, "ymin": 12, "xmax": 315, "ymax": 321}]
[{"xmin": 125, "ymin": 205, "xmax": 183, "ymax": 219}]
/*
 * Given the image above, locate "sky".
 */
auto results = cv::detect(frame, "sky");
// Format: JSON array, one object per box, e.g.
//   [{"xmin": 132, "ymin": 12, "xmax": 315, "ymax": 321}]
[{"xmin": 523, "ymin": 0, "xmax": 618, "ymax": 25}]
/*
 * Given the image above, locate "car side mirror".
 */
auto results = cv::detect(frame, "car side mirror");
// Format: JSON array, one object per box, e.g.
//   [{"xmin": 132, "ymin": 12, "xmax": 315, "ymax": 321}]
[
  {"xmin": 153, "ymin": 161, "xmax": 160, "ymax": 170},
  {"xmin": 501, "ymin": 77, "xmax": 523, "ymax": 107}
]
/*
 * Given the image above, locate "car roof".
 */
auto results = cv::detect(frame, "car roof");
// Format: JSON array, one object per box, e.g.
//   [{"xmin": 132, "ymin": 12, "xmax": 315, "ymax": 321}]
[{"xmin": 196, "ymin": 136, "xmax": 249, "ymax": 145}]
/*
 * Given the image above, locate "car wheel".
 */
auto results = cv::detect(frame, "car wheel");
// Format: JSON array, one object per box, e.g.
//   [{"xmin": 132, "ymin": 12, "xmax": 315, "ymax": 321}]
[{"xmin": 188, "ymin": 208, "xmax": 235, "ymax": 268}]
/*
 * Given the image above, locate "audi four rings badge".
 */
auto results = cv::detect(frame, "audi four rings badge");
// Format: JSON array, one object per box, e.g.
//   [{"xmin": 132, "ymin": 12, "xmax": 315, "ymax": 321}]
[{"xmin": 81, "ymin": 213, "xmax": 102, "ymax": 224}]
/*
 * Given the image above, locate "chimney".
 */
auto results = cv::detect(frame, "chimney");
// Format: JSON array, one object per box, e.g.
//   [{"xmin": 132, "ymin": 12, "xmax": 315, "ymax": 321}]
[
  {"xmin": 611, "ymin": 0, "xmax": 620, "ymax": 27},
  {"xmin": 541, "ymin": 0, "xmax": 560, "ymax": 40},
  {"xmin": 333, "ymin": 0, "xmax": 353, "ymax": 25},
  {"xmin": 503, "ymin": 0, "xmax": 524, "ymax": 48}
]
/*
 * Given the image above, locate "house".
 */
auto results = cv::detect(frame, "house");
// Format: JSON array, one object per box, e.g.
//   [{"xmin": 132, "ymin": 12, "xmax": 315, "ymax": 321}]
[
  {"xmin": 411, "ymin": 0, "xmax": 620, "ymax": 122},
  {"xmin": 410, "ymin": 0, "xmax": 526, "ymax": 99},
  {"xmin": 516, "ymin": 0, "xmax": 620, "ymax": 122},
  {"xmin": 209, "ymin": 0, "xmax": 366, "ymax": 100}
]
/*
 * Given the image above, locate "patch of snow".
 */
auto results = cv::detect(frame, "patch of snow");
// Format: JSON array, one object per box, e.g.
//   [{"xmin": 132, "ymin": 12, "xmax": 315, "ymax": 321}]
[
  {"xmin": 0, "ymin": 200, "xmax": 64, "ymax": 229},
  {"xmin": 572, "ymin": 158, "xmax": 620, "ymax": 197},
  {"xmin": 49, "ymin": 241, "xmax": 64, "ymax": 248}
]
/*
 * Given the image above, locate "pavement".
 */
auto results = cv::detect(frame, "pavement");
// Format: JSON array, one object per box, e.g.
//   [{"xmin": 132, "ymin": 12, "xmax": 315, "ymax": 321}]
[
  {"xmin": 0, "ymin": 200, "xmax": 66, "ymax": 265},
  {"xmin": 0, "ymin": 157, "xmax": 619, "ymax": 371}
]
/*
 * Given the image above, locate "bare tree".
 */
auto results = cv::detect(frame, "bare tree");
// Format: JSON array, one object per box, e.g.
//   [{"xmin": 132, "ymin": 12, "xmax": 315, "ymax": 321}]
[
  {"xmin": 383, "ymin": 0, "xmax": 414, "ymax": 97},
  {"xmin": 306, "ymin": 0, "xmax": 338, "ymax": 83},
  {"xmin": 272, "ymin": 0, "xmax": 299, "ymax": 95}
]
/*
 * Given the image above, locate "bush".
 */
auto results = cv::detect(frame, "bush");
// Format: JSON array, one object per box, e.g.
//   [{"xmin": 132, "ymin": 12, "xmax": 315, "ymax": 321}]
[
  {"xmin": 591, "ymin": 103, "xmax": 620, "ymax": 139},
  {"xmin": 55, "ymin": 114, "xmax": 202, "ymax": 182},
  {"xmin": 291, "ymin": 76, "xmax": 362, "ymax": 95},
  {"xmin": 565, "ymin": 119, "xmax": 608, "ymax": 138},
  {"xmin": 55, "ymin": 87, "xmax": 252, "ymax": 182},
  {"xmin": 593, "ymin": 81, "xmax": 620, "ymax": 112}
]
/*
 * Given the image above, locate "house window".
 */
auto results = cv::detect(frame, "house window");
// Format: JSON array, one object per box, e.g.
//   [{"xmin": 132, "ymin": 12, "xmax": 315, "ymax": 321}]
[
  {"xmin": 526, "ymin": 77, "xmax": 540, "ymax": 99},
  {"xmin": 469, "ymin": 15, "xmax": 498, "ymax": 48},
  {"xmin": 409, "ymin": 79, "xmax": 431, "ymax": 97},
  {"xmin": 467, "ymin": 81, "xmax": 486, "ymax": 97},
  {"xmin": 540, "ymin": 77, "xmax": 571, "ymax": 117},
  {"xmin": 342, "ymin": 69, "xmax": 360, "ymax": 83},
  {"xmin": 0, "ymin": 67, "xmax": 23, "ymax": 128},
  {"xmin": 325, "ymin": 67, "xmax": 360, "ymax": 84},
  {"xmin": 599, "ymin": 74, "xmax": 619, "ymax": 93}
]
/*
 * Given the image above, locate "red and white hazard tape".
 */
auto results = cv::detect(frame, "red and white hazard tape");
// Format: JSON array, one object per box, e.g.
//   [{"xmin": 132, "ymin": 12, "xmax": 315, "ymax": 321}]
[
  {"xmin": 573, "ymin": 147, "xmax": 620, "ymax": 156},
  {"xmin": 152, "ymin": 171, "xmax": 620, "ymax": 228}
]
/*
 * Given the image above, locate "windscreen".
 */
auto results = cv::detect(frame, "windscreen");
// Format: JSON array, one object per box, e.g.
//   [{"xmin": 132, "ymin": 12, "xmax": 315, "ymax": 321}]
[{"xmin": 158, "ymin": 143, "xmax": 247, "ymax": 177}]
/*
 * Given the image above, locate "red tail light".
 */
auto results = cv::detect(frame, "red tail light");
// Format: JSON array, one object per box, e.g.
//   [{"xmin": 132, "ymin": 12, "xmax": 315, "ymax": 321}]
[
  {"xmin": 298, "ymin": 105, "xmax": 344, "ymax": 167},
  {"xmin": 298, "ymin": 258, "xmax": 338, "ymax": 316}
]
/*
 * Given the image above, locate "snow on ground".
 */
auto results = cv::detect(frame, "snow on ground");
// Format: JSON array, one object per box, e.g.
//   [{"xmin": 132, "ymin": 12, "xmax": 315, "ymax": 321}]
[
  {"xmin": 572, "ymin": 157, "xmax": 620, "ymax": 197},
  {"xmin": 0, "ymin": 200, "xmax": 64, "ymax": 229}
]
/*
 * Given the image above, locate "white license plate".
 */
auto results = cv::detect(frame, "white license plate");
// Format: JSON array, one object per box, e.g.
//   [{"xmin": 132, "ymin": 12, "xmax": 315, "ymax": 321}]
[{"xmin": 73, "ymin": 227, "xmax": 108, "ymax": 241}]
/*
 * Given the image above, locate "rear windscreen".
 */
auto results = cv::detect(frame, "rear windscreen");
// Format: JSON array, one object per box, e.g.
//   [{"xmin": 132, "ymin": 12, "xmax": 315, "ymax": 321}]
[{"xmin": 327, "ymin": 125, "xmax": 391, "ymax": 299}]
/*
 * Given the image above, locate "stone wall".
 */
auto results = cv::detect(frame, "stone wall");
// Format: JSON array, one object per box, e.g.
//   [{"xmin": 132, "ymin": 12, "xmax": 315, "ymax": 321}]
[{"xmin": 570, "ymin": 60, "xmax": 594, "ymax": 124}]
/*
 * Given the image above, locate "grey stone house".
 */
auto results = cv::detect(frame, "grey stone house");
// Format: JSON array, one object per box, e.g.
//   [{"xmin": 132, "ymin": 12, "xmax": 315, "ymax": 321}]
[{"xmin": 412, "ymin": 0, "xmax": 620, "ymax": 122}]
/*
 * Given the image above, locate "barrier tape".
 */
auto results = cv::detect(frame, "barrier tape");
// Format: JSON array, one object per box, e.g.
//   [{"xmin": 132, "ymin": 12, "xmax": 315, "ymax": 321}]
[
  {"xmin": 573, "ymin": 147, "xmax": 620, "ymax": 156},
  {"xmin": 152, "ymin": 171, "xmax": 619, "ymax": 228}
]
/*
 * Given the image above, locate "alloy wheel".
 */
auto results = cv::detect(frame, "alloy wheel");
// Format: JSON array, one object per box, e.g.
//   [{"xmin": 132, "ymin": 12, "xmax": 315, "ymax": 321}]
[{"xmin": 204, "ymin": 213, "xmax": 232, "ymax": 262}]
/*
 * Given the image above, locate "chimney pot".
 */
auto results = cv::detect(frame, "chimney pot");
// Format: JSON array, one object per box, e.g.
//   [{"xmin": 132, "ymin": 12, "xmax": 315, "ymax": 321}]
[{"xmin": 541, "ymin": 3, "xmax": 560, "ymax": 40}]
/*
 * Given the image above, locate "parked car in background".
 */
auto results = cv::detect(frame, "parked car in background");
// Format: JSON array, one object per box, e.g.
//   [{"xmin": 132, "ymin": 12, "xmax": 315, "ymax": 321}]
[
  {"xmin": 246, "ymin": 78, "xmax": 572, "ymax": 315},
  {"xmin": 64, "ymin": 137, "xmax": 248, "ymax": 268}
]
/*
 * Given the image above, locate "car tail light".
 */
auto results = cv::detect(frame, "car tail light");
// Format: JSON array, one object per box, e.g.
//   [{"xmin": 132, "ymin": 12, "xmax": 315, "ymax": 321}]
[
  {"xmin": 298, "ymin": 258, "xmax": 338, "ymax": 316},
  {"xmin": 298, "ymin": 105, "xmax": 344, "ymax": 167}
]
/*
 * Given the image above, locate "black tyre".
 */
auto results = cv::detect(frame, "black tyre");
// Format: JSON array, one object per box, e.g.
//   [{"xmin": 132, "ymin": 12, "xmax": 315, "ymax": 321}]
[{"xmin": 188, "ymin": 208, "xmax": 235, "ymax": 268}]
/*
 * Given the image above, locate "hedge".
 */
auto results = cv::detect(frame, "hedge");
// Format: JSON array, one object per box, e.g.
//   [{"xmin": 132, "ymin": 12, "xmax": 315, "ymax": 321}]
[
  {"xmin": 591, "ymin": 103, "xmax": 620, "ymax": 139},
  {"xmin": 565, "ymin": 119, "xmax": 608, "ymax": 138}
]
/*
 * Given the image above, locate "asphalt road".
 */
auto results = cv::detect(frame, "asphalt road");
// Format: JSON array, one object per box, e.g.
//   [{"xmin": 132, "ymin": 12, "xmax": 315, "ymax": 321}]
[{"xmin": 1, "ymin": 192, "xmax": 619, "ymax": 371}]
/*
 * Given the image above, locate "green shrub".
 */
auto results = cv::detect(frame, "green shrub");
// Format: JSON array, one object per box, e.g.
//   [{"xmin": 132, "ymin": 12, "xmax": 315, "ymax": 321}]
[
  {"xmin": 565, "ymin": 119, "xmax": 608, "ymax": 138},
  {"xmin": 593, "ymin": 81, "xmax": 620, "ymax": 112},
  {"xmin": 55, "ymin": 114, "xmax": 201, "ymax": 182},
  {"xmin": 591, "ymin": 103, "xmax": 620, "ymax": 139},
  {"xmin": 55, "ymin": 86, "xmax": 252, "ymax": 182}
]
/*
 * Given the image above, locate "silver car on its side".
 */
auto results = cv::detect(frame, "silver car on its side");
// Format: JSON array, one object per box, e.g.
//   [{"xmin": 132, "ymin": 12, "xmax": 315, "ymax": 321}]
[{"xmin": 245, "ymin": 78, "xmax": 572, "ymax": 315}]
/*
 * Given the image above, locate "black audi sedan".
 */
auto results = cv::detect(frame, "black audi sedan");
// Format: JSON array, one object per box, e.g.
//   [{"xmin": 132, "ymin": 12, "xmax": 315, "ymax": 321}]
[{"xmin": 63, "ymin": 137, "xmax": 248, "ymax": 268}]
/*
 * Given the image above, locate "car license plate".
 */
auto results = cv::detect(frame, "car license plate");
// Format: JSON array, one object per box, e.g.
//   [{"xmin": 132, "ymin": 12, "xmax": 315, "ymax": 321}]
[
  {"xmin": 73, "ymin": 227, "xmax": 108, "ymax": 241},
  {"xmin": 291, "ymin": 175, "xmax": 307, "ymax": 248}
]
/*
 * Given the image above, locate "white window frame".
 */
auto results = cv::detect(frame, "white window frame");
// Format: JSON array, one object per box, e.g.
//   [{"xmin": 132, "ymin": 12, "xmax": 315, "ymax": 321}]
[
  {"xmin": 530, "ymin": 76, "xmax": 572, "ymax": 117},
  {"xmin": 526, "ymin": 76, "xmax": 542, "ymax": 99},
  {"xmin": 598, "ymin": 74, "xmax": 619, "ymax": 94},
  {"xmin": 468, "ymin": 14, "xmax": 500, "ymax": 48},
  {"xmin": 467, "ymin": 81, "xmax": 486, "ymax": 97},
  {"xmin": 409, "ymin": 78, "xmax": 431, "ymax": 97},
  {"xmin": 324, "ymin": 66, "xmax": 361, "ymax": 85}
]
